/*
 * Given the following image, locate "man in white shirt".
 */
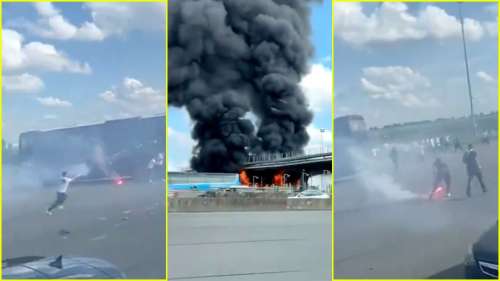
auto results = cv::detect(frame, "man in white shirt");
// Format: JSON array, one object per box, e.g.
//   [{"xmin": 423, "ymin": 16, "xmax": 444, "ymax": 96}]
[{"xmin": 46, "ymin": 171, "xmax": 77, "ymax": 215}]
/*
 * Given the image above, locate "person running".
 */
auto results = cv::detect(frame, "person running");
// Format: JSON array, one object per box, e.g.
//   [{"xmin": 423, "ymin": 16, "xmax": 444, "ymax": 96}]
[
  {"xmin": 463, "ymin": 144, "xmax": 487, "ymax": 197},
  {"xmin": 46, "ymin": 171, "xmax": 77, "ymax": 215},
  {"xmin": 429, "ymin": 157, "xmax": 451, "ymax": 200}
]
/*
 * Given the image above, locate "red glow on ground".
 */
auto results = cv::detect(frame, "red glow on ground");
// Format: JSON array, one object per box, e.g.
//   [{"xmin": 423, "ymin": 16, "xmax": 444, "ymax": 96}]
[
  {"xmin": 431, "ymin": 186, "xmax": 445, "ymax": 200},
  {"xmin": 114, "ymin": 178, "xmax": 124, "ymax": 185}
]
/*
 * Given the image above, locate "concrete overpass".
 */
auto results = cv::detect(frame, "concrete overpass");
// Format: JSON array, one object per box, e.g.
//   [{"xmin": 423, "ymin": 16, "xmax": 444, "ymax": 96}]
[
  {"xmin": 240, "ymin": 149, "xmax": 332, "ymax": 191},
  {"xmin": 243, "ymin": 151, "xmax": 332, "ymax": 171}
]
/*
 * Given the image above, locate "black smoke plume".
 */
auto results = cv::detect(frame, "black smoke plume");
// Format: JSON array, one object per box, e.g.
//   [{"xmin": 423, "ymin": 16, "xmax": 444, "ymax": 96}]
[{"xmin": 169, "ymin": 0, "xmax": 315, "ymax": 172}]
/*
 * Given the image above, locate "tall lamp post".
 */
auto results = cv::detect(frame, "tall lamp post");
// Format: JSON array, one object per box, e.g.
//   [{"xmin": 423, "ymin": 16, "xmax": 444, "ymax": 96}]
[
  {"xmin": 320, "ymin": 128, "xmax": 326, "ymax": 153},
  {"xmin": 458, "ymin": 3, "xmax": 477, "ymax": 137}
]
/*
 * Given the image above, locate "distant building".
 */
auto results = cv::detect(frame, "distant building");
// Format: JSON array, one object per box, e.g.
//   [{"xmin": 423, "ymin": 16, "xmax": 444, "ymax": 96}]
[{"xmin": 18, "ymin": 115, "xmax": 165, "ymax": 179}]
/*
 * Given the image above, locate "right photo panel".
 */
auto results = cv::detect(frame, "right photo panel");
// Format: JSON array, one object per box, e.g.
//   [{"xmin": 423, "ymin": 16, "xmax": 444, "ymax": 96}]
[{"xmin": 334, "ymin": 2, "xmax": 498, "ymax": 279}]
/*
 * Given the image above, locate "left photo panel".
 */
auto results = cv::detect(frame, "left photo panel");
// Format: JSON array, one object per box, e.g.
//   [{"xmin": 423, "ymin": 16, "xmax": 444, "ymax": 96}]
[{"xmin": 2, "ymin": 2, "xmax": 166, "ymax": 279}]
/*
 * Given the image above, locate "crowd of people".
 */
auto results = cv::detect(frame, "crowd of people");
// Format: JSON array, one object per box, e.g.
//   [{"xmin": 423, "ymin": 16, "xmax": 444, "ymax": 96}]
[{"xmin": 370, "ymin": 130, "xmax": 496, "ymax": 200}]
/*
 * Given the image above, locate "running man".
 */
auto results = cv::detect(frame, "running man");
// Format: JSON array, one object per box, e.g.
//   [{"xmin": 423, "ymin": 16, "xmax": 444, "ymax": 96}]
[
  {"xmin": 463, "ymin": 144, "xmax": 487, "ymax": 197},
  {"xmin": 429, "ymin": 157, "xmax": 451, "ymax": 200},
  {"xmin": 46, "ymin": 171, "xmax": 78, "ymax": 215}
]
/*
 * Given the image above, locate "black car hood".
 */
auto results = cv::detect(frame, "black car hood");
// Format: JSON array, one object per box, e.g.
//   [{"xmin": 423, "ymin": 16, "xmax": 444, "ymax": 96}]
[{"xmin": 473, "ymin": 222, "xmax": 498, "ymax": 264}]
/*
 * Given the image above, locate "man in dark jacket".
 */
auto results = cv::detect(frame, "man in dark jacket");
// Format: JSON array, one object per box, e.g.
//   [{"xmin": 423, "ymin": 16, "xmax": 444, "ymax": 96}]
[
  {"xmin": 463, "ymin": 144, "xmax": 487, "ymax": 197},
  {"xmin": 430, "ymin": 157, "xmax": 451, "ymax": 200}
]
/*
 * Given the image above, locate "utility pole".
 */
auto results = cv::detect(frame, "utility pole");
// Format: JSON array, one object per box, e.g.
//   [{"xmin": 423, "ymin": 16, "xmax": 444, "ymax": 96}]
[
  {"xmin": 458, "ymin": 3, "xmax": 477, "ymax": 137},
  {"xmin": 320, "ymin": 128, "xmax": 326, "ymax": 154}
]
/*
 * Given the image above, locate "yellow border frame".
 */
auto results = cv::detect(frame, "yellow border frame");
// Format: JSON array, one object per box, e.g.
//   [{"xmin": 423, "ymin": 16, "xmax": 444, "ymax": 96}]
[
  {"xmin": 332, "ymin": 1, "xmax": 499, "ymax": 281},
  {"xmin": 0, "ymin": 1, "xmax": 168, "ymax": 280}
]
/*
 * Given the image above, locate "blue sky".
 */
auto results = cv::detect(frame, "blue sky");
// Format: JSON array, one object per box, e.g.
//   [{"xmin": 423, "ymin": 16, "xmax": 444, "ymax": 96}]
[
  {"xmin": 334, "ymin": 3, "xmax": 498, "ymax": 128},
  {"xmin": 168, "ymin": 1, "xmax": 333, "ymax": 171},
  {"xmin": 3, "ymin": 3, "xmax": 166, "ymax": 143}
]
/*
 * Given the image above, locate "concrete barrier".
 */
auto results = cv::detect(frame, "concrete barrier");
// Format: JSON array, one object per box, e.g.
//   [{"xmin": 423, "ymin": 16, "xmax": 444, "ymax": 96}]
[
  {"xmin": 168, "ymin": 195, "xmax": 331, "ymax": 212},
  {"xmin": 286, "ymin": 198, "xmax": 332, "ymax": 210}
]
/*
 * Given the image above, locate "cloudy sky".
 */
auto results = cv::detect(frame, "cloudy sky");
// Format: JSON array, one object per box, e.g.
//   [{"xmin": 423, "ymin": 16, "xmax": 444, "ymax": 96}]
[
  {"xmin": 334, "ymin": 2, "xmax": 498, "ymax": 128},
  {"xmin": 168, "ymin": 1, "xmax": 333, "ymax": 171},
  {"xmin": 2, "ymin": 2, "xmax": 166, "ymax": 143}
]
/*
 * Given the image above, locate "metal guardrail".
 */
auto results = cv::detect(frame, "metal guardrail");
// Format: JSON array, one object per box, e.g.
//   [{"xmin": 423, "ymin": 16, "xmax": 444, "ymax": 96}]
[
  {"xmin": 246, "ymin": 147, "xmax": 332, "ymax": 164},
  {"xmin": 244, "ymin": 153, "xmax": 332, "ymax": 170}
]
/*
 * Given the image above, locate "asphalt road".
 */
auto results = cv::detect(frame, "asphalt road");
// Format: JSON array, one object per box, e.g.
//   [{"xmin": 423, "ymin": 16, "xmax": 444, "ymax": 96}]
[
  {"xmin": 169, "ymin": 211, "xmax": 332, "ymax": 281},
  {"xmin": 3, "ymin": 181, "xmax": 166, "ymax": 279},
  {"xmin": 334, "ymin": 142, "xmax": 498, "ymax": 278}
]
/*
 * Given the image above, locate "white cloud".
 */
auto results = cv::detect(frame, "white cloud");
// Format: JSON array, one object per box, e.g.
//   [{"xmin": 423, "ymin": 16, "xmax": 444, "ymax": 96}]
[
  {"xmin": 300, "ymin": 64, "xmax": 332, "ymax": 113},
  {"xmin": 23, "ymin": 3, "xmax": 164, "ymax": 41},
  {"xmin": 168, "ymin": 127, "xmax": 195, "ymax": 172},
  {"xmin": 484, "ymin": 4, "xmax": 498, "ymax": 15},
  {"xmin": 3, "ymin": 73, "xmax": 44, "ymax": 93},
  {"xmin": 360, "ymin": 66, "xmax": 438, "ymax": 107},
  {"xmin": 477, "ymin": 71, "xmax": 495, "ymax": 83},
  {"xmin": 334, "ymin": 3, "xmax": 494, "ymax": 45},
  {"xmin": 85, "ymin": 3, "xmax": 165, "ymax": 37},
  {"xmin": 2, "ymin": 29, "xmax": 91, "ymax": 73},
  {"xmin": 305, "ymin": 125, "xmax": 332, "ymax": 154},
  {"xmin": 484, "ymin": 21, "xmax": 498, "ymax": 37},
  {"xmin": 27, "ymin": 3, "xmax": 105, "ymax": 41},
  {"xmin": 37, "ymin": 96, "xmax": 72, "ymax": 107},
  {"xmin": 99, "ymin": 77, "xmax": 165, "ymax": 116},
  {"xmin": 43, "ymin": 114, "xmax": 58, "ymax": 120}
]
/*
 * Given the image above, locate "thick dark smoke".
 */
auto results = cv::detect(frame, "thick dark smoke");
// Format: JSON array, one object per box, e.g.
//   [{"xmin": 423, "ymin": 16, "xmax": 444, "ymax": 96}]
[{"xmin": 169, "ymin": 0, "xmax": 315, "ymax": 172}]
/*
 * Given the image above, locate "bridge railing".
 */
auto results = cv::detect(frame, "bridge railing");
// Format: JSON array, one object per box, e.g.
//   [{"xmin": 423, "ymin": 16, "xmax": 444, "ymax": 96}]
[{"xmin": 246, "ymin": 147, "xmax": 332, "ymax": 164}]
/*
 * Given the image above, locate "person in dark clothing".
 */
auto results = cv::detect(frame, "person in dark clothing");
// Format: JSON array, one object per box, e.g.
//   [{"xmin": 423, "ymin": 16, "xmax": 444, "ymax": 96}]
[
  {"xmin": 429, "ymin": 157, "xmax": 451, "ymax": 200},
  {"xmin": 389, "ymin": 147, "xmax": 399, "ymax": 172},
  {"xmin": 462, "ymin": 144, "xmax": 487, "ymax": 197},
  {"xmin": 453, "ymin": 137, "xmax": 463, "ymax": 152}
]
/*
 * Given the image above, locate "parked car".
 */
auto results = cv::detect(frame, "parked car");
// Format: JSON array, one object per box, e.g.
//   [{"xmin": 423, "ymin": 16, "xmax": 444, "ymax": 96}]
[
  {"xmin": 3, "ymin": 255, "xmax": 126, "ymax": 279},
  {"xmin": 288, "ymin": 189, "xmax": 330, "ymax": 199},
  {"xmin": 464, "ymin": 221, "xmax": 498, "ymax": 278}
]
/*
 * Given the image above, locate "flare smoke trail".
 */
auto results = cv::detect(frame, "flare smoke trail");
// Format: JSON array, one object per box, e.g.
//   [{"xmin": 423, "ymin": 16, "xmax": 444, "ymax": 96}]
[{"xmin": 169, "ymin": 0, "xmax": 315, "ymax": 172}]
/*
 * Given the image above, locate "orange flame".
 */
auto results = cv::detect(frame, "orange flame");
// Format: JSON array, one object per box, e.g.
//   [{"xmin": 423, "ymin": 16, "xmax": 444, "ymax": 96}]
[
  {"xmin": 239, "ymin": 170, "xmax": 250, "ymax": 186},
  {"xmin": 273, "ymin": 170, "xmax": 284, "ymax": 186}
]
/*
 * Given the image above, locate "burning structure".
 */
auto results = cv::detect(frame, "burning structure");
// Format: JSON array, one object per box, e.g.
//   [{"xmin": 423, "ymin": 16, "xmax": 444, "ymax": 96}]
[{"xmin": 168, "ymin": 0, "xmax": 315, "ymax": 172}]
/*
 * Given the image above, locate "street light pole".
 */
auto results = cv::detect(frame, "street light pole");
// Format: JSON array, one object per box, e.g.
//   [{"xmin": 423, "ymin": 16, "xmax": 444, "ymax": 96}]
[
  {"xmin": 458, "ymin": 3, "xmax": 476, "ymax": 137},
  {"xmin": 301, "ymin": 170, "xmax": 310, "ymax": 190},
  {"xmin": 320, "ymin": 128, "xmax": 326, "ymax": 153}
]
